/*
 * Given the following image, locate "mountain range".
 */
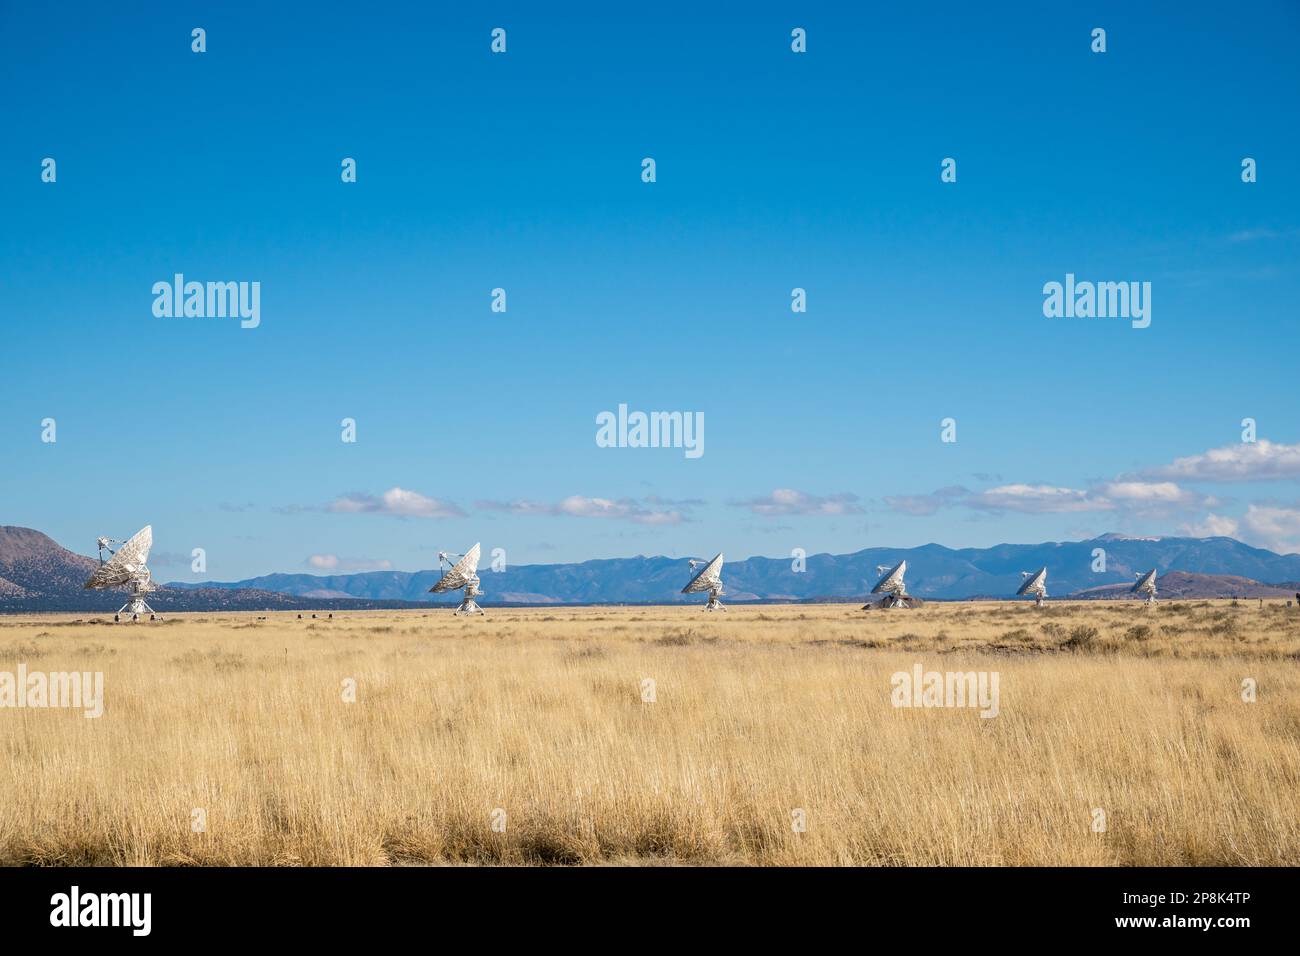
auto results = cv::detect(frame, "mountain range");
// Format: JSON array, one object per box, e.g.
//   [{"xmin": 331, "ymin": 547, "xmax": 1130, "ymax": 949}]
[
  {"xmin": 4, "ymin": 525, "xmax": 1299, "ymax": 612},
  {"xmin": 175, "ymin": 531, "xmax": 1300, "ymax": 605}
]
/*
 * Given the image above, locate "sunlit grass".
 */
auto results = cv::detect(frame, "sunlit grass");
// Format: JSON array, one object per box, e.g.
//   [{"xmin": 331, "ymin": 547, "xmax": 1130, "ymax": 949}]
[{"xmin": 1, "ymin": 600, "xmax": 1297, "ymax": 865}]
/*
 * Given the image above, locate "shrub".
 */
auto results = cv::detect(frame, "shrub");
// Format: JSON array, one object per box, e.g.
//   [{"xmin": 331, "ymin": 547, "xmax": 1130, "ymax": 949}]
[{"xmin": 1061, "ymin": 626, "xmax": 1099, "ymax": 650}]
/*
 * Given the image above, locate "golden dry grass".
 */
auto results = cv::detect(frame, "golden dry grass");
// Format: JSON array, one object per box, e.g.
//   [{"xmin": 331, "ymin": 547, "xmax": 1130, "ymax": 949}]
[{"xmin": 1, "ymin": 599, "xmax": 1298, "ymax": 866}]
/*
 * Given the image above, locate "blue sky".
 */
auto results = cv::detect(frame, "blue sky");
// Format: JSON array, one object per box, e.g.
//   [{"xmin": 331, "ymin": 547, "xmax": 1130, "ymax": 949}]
[{"xmin": 2, "ymin": 1, "xmax": 1298, "ymax": 580}]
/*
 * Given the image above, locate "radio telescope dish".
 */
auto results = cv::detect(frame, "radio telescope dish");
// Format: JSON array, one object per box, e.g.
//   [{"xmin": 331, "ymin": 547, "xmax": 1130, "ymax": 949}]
[
  {"xmin": 84, "ymin": 525, "xmax": 160, "ymax": 621},
  {"xmin": 429, "ymin": 543, "xmax": 484, "ymax": 615},
  {"xmin": 682, "ymin": 553, "xmax": 725, "ymax": 611},
  {"xmin": 1132, "ymin": 569, "xmax": 1158, "ymax": 606},
  {"xmin": 1017, "ymin": 567, "xmax": 1048, "ymax": 607},
  {"xmin": 868, "ymin": 560, "xmax": 910, "ymax": 608}
]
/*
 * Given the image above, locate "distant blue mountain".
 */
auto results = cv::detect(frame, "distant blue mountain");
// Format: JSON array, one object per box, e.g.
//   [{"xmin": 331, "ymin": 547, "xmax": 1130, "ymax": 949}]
[{"xmin": 169, "ymin": 534, "xmax": 1300, "ymax": 604}]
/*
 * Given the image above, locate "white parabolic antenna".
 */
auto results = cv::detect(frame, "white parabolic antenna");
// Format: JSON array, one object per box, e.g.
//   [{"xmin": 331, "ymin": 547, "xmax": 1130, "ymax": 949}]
[
  {"xmin": 1017, "ymin": 567, "xmax": 1048, "ymax": 606},
  {"xmin": 1132, "ymin": 568, "xmax": 1158, "ymax": 605},
  {"xmin": 84, "ymin": 525, "xmax": 159, "ymax": 619},
  {"xmin": 429, "ymin": 542, "xmax": 484, "ymax": 615},
  {"xmin": 870, "ymin": 559, "xmax": 910, "ymax": 608},
  {"xmin": 682, "ymin": 552, "xmax": 725, "ymax": 611}
]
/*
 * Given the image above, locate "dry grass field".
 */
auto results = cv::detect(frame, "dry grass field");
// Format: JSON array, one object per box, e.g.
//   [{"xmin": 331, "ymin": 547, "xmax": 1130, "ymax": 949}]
[{"xmin": 1, "ymin": 600, "xmax": 1298, "ymax": 866}]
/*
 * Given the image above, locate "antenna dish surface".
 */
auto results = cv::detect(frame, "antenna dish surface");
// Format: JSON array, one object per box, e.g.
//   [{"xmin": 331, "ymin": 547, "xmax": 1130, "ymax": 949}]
[
  {"xmin": 871, "ymin": 560, "xmax": 907, "ymax": 594},
  {"xmin": 1017, "ymin": 567, "xmax": 1048, "ymax": 596},
  {"xmin": 85, "ymin": 525, "xmax": 154, "ymax": 591},
  {"xmin": 1132, "ymin": 569, "xmax": 1158, "ymax": 594},
  {"xmin": 682, "ymin": 553, "xmax": 724, "ymax": 594},
  {"xmin": 430, "ymin": 543, "xmax": 482, "ymax": 593},
  {"xmin": 428, "ymin": 543, "xmax": 485, "ymax": 615},
  {"xmin": 682, "ymin": 553, "xmax": 726, "ymax": 611}
]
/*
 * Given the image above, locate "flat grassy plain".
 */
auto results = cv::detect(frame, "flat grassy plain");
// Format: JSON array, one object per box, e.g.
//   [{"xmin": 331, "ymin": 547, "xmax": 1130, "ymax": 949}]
[{"xmin": 1, "ymin": 600, "xmax": 1297, "ymax": 866}]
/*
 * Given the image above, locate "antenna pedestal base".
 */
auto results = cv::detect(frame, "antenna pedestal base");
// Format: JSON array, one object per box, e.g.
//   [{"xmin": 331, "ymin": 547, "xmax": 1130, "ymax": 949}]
[
  {"xmin": 117, "ymin": 598, "xmax": 156, "ymax": 618},
  {"xmin": 699, "ymin": 585, "xmax": 725, "ymax": 611},
  {"xmin": 456, "ymin": 597, "xmax": 484, "ymax": 616}
]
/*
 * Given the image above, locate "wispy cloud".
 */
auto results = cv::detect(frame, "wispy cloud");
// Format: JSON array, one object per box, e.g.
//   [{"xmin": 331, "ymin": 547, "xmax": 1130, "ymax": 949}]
[
  {"xmin": 731, "ymin": 489, "xmax": 863, "ymax": 517},
  {"xmin": 883, "ymin": 486, "xmax": 969, "ymax": 516},
  {"xmin": 1095, "ymin": 481, "xmax": 1217, "ymax": 509},
  {"xmin": 1226, "ymin": 226, "xmax": 1299, "ymax": 243},
  {"xmin": 326, "ymin": 487, "xmax": 464, "ymax": 519},
  {"xmin": 1227, "ymin": 227, "xmax": 1280, "ymax": 243},
  {"xmin": 306, "ymin": 554, "xmax": 394, "ymax": 571},
  {"xmin": 887, "ymin": 481, "xmax": 1212, "ymax": 516},
  {"xmin": 967, "ymin": 484, "xmax": 1112, "ymax": 514},
  {"xmin": 278, "ymin": 487, "xmax": 465, "ymax": 518},
  {"xmin": 476, "ymin": 495, "xmax": 690, "ymax": 525},
  {"xmin": 474, "ymin": 498, "xmax": 554, "ymax": 516},
  {"xmin": 642, "ymin": 495, "xmax": 707, "ymax": 508}
]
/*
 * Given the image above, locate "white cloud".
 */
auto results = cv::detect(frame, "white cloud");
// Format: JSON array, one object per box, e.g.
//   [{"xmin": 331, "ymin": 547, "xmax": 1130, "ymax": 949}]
[
  {"xmin": 887, "ymin": 479, "xmax": 1213, "ymax": 518},
  {"xmin": 1179, "ymin": 514, "xmax": 1241, "ymax": 538},
  {"xmin": 475, "ymin": 498, "xmax": 554, "ymax": 516},
  {"xmin": 1142, "ymin": 441, "xmax": 1300, "ymax": 482},
  {"xmin": 476, "ymin": 495, "xmax": 687, "ymax": 525},
  {"xmin": 327, "ymin": 487, "xmax": 465, "ymax": 519},
  {"xmin": 1099, "ymin": 481, "xmax": 1182, "ymax": 501},
  {"xmin": 1096, "ymin": 480, "xmax": 1216, "ymax": 509},
  {"xmin": 1177, "ymin": 505, "xmax": 1300, "ymax": 553},
  {"xmin": 555, "ymin": 496, "xmax": 619, "ymax": 518},
  {"xmin": 1240, "ymin": 504, "xmax": 1300, "ymax": 555},
  {"xmin": 732, "ymin": 488, "xmax": 863, "ymax": 517},
  {"xmin": 306, "ymin": 554, "xmax": 394, "ymax": 572},
  {"xmin": 967, "ymin": 484, "xmax": 1112, "ymax": 514}
]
